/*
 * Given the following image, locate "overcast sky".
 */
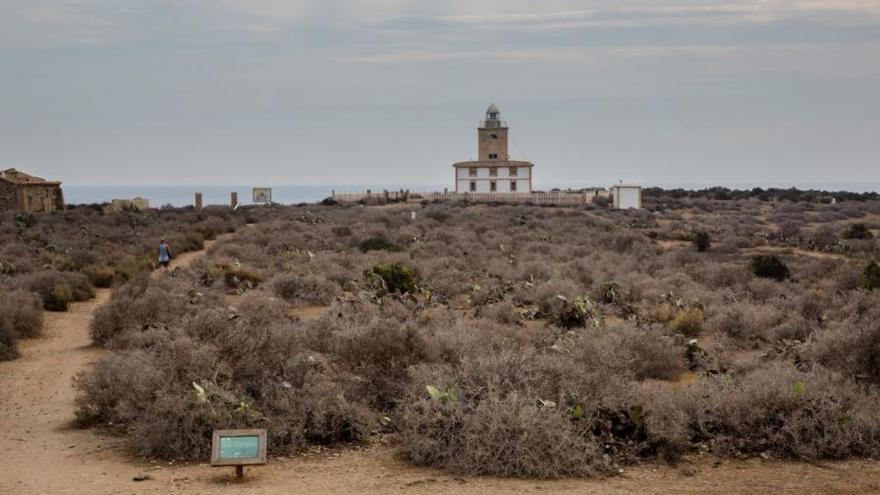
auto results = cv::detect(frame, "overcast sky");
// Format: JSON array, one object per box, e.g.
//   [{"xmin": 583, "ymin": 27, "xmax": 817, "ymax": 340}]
[{"xmin": 2, "ymin": 1, "xmax": 879, "ymax": 189}]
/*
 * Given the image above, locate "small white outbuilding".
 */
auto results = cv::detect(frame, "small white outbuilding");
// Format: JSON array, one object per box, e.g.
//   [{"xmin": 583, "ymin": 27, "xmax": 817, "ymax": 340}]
[{"xmin": 612, "ymin": 183, "xmax": 642, "ymax": 209}]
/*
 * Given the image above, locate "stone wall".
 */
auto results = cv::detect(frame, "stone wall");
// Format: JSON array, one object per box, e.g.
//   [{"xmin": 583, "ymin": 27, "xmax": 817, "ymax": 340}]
[
  {"xmin": 0, "ymin": 180, "xmax": 17, "ymax": 210},
  {"xmin": 17, "ymin": 185, "xmax": 64, "ymax": 213},
  {"xmin": 478, "ymin": 127, "xmax": 509, "ymax": 161}
]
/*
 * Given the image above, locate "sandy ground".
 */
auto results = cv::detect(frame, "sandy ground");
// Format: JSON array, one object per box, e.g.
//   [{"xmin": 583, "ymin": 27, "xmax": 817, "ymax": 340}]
[{"xmin": 3, "ymin": 235, "xmax": 880, "ymax": 494}]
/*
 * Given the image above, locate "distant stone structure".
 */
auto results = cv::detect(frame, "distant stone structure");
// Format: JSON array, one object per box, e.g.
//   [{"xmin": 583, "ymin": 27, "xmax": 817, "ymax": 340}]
[
  {"xmin": 0, "ymin": 168, "xmax": 64, "ymax": 213},
  {"xmin": 453, "ymin": 104, "xmax": 534, "ymax": 194},
  {"xmin": 231, "ymin": 192, "xmax": 239, "ymax": 209},
  {"xmin": 106, "ymin": 197, "xmax": 150, "ymax": 212},
  {"xmin": 195, "ymin": 192, "xmax": 203, "ymax": 209}
]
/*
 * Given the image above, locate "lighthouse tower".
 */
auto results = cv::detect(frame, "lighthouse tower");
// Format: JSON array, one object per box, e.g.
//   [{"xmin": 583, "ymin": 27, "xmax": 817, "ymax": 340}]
[
  {"xmin": 478, "ymin": 104, "xmax": 510, "ymax": 161},
  {"xmin": 453, "ymin": 104, "xmax": 534, "ymax": 194}
]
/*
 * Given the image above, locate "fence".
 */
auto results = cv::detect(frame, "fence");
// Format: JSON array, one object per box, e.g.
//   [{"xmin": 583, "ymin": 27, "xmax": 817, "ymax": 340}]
[{"xmin": 331, "ymin": 189, "xmax": 609, "ymax": 207}]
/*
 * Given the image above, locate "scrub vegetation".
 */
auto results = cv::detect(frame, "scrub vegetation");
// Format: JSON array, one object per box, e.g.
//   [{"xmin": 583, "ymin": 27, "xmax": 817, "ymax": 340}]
[
  {"xmin": 71, "ymin": 195, "xmax": 880, "ymax": 478},
  {"xmin": 0, "ymin": 206, "xmax": 246, "ymax": 360}
]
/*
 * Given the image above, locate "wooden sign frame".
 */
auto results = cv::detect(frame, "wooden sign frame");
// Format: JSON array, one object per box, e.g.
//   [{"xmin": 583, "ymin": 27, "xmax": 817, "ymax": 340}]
[{"xmin": 211, "ymin": 429, "xmax": 267, "ymax": 467}]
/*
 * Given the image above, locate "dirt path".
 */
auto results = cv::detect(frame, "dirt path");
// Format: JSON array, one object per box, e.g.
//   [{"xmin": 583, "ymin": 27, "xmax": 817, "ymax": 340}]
[{"xmin": 3, "ymin": 234, "xmax": 880, "ymax": 494}]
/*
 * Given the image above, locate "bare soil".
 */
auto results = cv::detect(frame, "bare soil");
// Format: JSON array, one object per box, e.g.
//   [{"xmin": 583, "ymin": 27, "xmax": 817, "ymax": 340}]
[{"xmin": 3, "ymin": 236, "xmax": 880, "ymax": 494}]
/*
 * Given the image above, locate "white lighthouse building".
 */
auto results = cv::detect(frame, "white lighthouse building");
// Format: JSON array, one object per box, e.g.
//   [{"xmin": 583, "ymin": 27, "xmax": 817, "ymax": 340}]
[{"xmin": 453, "ymin": 104, "xmax": 534, "ymax": 194}]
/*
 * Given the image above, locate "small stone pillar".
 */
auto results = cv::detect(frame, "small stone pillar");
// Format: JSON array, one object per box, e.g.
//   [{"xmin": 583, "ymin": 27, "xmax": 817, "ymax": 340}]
[
  {"xmin": 195, "ymin": 192, "xmax": 203, "ymax": 209},
  {"xmin": 231, "ymin": 192, "xmax": 238, "ymax": 208}
]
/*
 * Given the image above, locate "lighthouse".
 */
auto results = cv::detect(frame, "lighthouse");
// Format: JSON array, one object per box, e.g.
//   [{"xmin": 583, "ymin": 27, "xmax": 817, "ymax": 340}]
[{"xmin": 453, "ymin": 104, "xmax": 534, "ymax": 193}]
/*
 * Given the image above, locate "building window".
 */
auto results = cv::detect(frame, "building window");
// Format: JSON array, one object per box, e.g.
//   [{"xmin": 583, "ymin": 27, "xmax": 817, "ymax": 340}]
[
  {"xmin": 489, "ymin": 167, "xmax": 498, "ymax": 177},
  {"xmin": 488, "ymin": 153, "xmax": 498, "ymax": 160},
  {"xmin": 468, "ymin": 168, "xmax": 477, "ymax": 177},
  {"xmin": 511, "ymin": 181, "xmax": 517, "ymax": 192},
  {"xmin": 491, "ymin": 134, "xmax": 498, "ymax": 139},
  {"xmin": 510, "ymin": 167, "xmax": 518, "ymax": 176},
  {"xmin": 490, "ymin": 180, "xmax": 497, "ymax": 192},
  {"xmin": 469, "ymin": 181, "xmax": 477, "ymax": 192}
]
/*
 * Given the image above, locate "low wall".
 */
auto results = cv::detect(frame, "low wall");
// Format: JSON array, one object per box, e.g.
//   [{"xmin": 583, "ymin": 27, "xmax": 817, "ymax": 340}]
[{"xmin": 332, "ymin": 190, "xmax": 609, "ymax": 206}]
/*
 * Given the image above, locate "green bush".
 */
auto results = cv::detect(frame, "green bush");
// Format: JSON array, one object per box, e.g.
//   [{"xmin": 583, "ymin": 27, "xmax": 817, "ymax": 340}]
[
  {"xmin": 860, "ymin": 261, "xmax": 880, "ymax": 291},
  {"xmin": 751, "ymin": 255, "xmax": 790, "ymax": 282},
  {"xmin": 358, "ymin": 235, "xmax": 400, "ymax": 253},
  {"xmin": 693, "ymin": 231, "xmax": 711, "ymax": 252},
  {"xmin": 371, "ymin": 263, "xmax": 418, "ymax": 294},
  {"xmin": 843, "ymin": 223, "xmax": 874, "ymax": 240}
]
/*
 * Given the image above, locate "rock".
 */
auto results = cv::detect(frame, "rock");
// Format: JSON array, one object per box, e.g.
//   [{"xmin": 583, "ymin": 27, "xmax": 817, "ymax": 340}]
[{"xmin": 133, "ymin": 474, "xmax": 154, "ymax": 482}]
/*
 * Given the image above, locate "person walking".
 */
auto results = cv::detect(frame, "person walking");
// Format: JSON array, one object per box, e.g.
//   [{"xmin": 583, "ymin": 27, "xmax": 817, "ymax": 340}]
[{"xmin": 158, "ymin": 238, "xmax": 173, "ymax": 273}]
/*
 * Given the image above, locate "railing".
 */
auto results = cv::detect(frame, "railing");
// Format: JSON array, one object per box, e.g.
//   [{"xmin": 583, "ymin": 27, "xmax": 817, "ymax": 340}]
[{"xmin": 479, "ymin": 120, "xmax": 507, "ymax": 128}]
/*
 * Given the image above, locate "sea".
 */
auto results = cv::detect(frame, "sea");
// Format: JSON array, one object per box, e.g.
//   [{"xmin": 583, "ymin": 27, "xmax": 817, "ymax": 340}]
[
  {"xmin": 62, "ymin": 182, "xmax": 880, "ymax": 207},
  {"xmin": 62, "ymin": 185, "xmax": 445, "ymax": 208}
]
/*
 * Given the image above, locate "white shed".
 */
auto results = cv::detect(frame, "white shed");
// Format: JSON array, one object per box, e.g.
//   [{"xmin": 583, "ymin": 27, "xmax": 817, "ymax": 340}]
[{"xmin": 612, "ymin": 183, "xmax": 642, "ymax": 209}]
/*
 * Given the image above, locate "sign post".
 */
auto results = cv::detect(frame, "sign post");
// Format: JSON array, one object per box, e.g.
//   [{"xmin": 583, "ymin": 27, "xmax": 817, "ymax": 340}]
[{"xmin": 211, "ymin": 429, "xmax": 267, "ymax": 479}]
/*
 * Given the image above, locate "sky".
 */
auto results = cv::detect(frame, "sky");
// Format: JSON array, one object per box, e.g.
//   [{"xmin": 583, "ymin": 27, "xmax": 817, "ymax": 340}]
[{"xmin": 2, "ymin": 0, "xmax": 879, "ymax": 189}]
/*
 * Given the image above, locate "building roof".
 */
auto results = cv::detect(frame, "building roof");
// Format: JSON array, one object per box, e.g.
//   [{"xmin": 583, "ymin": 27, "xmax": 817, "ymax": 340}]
[
  {"xmin": 453, "ymin": 160, "xmax": 534, "ymax": 168},
  {"xmin": 0, "ymin": 168, "xmax": 62, "ymax": 186},
  {"xmin": 486, "ymin": 103, "xmax": 500, "ymax": 115},
  {"xmin": 612, "ymin": 183, "xmax": 642, "ymax": 189}
]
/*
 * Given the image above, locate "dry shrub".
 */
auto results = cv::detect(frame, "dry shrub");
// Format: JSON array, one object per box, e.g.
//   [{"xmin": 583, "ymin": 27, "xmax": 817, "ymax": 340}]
[
  {"xmin": 0, "ymin": 289, "xmax": 44, "ymax": 339},
  {"xmin": 0, "ymin": 321, "xmax": 17, "ymax": 360},
  {"xmin": 271, "ymin": 273, "xmax": 339, "ymax": 305},
  {"xmin": 16, "ymin": 270, "xmax": 94, "ymax": 311},
  {"xmin": 71, "ymin": 201, "xmax": 880, "ymax": 474},
  {"xmin": 90, "ymin": 277, "xmax": 189, "ymax": 346},
  {"xmin": 651, "ymin": 302, "xmax": 677, "ymax": 324},
  {"xmin": 0, "ymin": 290, "xmax": 39, "ymax": 360},
  {"xmin": 682, "ymin": 362, "xmax": 880, "ymax": 459},
  {"xmin": 480, "ymin": 301, "xmax": 522, "ymax": 326},
  {"xmin": 398, "ymin": 350, "xmax": 620, "ymax": 478},
  {"xmin": 83, "ymin": 265, "xmax": 116, "ymax": 288},
  {"xmin": 574, "ymin": 324, "xmax": 686, "ymax": 381},
  {"xmin": 400, "ymin": 392, "xmax": 612, "ymax": 478},
  {"xmin": 399, "ymin": 332, "xmax": 686, "ymax": 478},
  {"xmin": 202, "ymin": 261, "xmax": 263, "ymax": 291},
  {"xmin": 669, "ymin": 308, "xmax": 704, "ymax": 337},
  {"xmin": 707, "ymin": 302, "xmax": 785, "ymax": 345},
  {"xmin": 810, "ymin": 320, "xmax": 880, "ymax": 384}
]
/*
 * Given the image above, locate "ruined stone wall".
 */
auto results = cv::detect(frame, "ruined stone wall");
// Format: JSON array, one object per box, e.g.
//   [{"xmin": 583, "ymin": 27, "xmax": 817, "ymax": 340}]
[
  {"xmin": 0, "ymin": 180, "xmax": 17, "ymax": 211},
  {"xmin": 16, "ymin": 185, "xmax": 64, "ymax": 213}
]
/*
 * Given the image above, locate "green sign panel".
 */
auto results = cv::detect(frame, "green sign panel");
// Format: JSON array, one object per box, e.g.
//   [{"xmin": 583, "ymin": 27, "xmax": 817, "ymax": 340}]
[{"xmin": 218, "ymin": 435, "xmax": 261, "ymax": 460}]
